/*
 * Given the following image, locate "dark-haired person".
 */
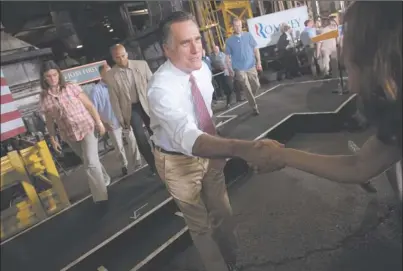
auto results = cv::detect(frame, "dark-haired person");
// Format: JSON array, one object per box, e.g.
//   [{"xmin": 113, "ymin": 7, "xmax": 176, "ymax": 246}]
[
  {"xmin": 300, "ymin": 19, "xmax": 318, "ymax": 78},
  {"xmin": 276, "ymin": 23, "xmax": 300, "ymax": 79},
  {"xmin": 40, "ymin": 60, "xmax": 111, "ymax": 204},
  {"xmin": 89, "ymin": 63, "xmax": 142, "ymax": 176},
  {"xmin": 148, "ymin": 11, "xmax": 284, "ymax": 271},
  {"xmin": 259, "ymin": 2, "xmax": 402, "ymax": 202}
]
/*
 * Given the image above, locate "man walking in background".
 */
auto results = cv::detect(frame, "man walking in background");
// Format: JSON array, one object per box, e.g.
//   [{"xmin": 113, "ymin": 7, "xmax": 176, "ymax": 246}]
[
  {"xmin": 317, "ymin": 18, "xmax": 338, "ymax": 78},
  {"xmin": 211, "ymin": 45, "xmax": 234, "ymax": 108},
  {"xmin": 89, "ymin": 63, "xmax": 142, "ymax": 176},
  {"xmin": 106, "ymin": 44, "xmax": 157, "ymax": 175},
  {"xmin": 225, "ymin": 18, "xmax": 262, "ymax": 115},
  {"xmin": 300, "ymin": 19, "xmax": 318, "ymax": 78}
]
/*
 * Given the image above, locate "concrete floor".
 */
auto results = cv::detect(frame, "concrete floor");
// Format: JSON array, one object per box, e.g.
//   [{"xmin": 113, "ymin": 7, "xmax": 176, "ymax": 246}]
[{"xmin": 164, "ymin": 130, "xmax": 402, "ymax": 271}]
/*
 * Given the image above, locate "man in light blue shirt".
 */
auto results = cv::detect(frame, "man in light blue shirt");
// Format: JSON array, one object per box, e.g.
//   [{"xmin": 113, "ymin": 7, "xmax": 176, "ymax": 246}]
[
  {"xmin": 89, "ymin": 64, "xmax": 141, "ymax": 175},
  {"xmin": 225, "ymin": 18, "xmax": 261, "ymax": 115},
  {"xmin": 300, "ymin": 19, "xmax": 318, "ymax": 77}
]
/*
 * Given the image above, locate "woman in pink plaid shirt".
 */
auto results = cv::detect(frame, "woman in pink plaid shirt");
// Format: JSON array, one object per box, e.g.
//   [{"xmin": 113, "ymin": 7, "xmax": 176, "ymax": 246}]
[{"xmin": 40, "ymin": 60, "xmax": 110, "ymax": 206}]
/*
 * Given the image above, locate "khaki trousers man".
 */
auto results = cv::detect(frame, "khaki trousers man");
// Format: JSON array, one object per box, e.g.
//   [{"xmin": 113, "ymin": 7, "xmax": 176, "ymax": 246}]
[
  {"xmin": 234, "ymin": 67, "xmax": 260, "ymax": 111},
  {"xmin": 154, "ymin": 149, "xmax": 238, "ymax": 271}
]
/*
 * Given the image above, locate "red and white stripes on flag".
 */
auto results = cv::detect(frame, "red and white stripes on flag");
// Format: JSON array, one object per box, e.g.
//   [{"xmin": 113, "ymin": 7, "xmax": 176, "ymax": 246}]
[{"xmin": 1, "ymin": 69, "xmax": 26, "ymax": 141}]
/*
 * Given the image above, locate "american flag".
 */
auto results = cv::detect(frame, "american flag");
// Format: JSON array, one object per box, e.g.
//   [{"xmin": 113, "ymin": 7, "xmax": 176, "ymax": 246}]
[{"xmin": 1, "ymin": 69, "xmax": 26, "ymax": 141}]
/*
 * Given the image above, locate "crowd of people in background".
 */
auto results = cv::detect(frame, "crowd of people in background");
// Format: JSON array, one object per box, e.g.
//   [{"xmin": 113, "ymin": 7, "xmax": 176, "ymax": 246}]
[
  {"xmin": 37, "ymin": 3, "xmax": 401, "ymax": 270},
  {"xmin": 276, "ymin": 12, "xmax": 343, "ymax": 80}
]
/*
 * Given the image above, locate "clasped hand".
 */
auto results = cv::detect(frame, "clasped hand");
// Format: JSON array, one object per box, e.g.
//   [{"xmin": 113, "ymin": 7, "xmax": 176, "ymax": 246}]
[{"xmin": 242, "ymin": 139, "xmax": 285, "ymax": 173}]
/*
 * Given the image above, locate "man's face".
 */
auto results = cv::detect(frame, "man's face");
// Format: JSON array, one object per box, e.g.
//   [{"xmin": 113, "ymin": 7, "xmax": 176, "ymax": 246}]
[
  {"xmin": 213, "ymin": 45, "xmax": 219, "ymax": 54},
  {"xmin": 307, "ymin": 20, "xmax": 314, "ymax": 28},
  {"xmin": 233, "ymin": 20, "xmax": 242, "ymax": 34},
  {"xmin": 112, "ymin": 47, "xmax": 128, "ymax": 67},
  {"xmin": 163, "ymin": 20, "xmax": 203, "ymax": 72}
]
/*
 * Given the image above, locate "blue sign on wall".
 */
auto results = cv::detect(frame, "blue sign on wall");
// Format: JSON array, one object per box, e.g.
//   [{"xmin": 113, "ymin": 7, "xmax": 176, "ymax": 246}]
[{"xmin": 61, "ymin": 60, "xmax": 106, "ymax": 85}]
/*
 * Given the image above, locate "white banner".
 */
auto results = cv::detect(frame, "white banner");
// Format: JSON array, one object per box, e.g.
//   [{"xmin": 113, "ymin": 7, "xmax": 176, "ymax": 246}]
[{"xmin": 247, "ymin": 6, "xmax": 309, "ymax": 49}]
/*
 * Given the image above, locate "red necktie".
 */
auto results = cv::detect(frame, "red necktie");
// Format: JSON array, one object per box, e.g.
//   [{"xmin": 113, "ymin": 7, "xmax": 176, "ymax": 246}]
[{"xmin": 189, "ymin": 74, "xmax": 216, "ymax": 135}]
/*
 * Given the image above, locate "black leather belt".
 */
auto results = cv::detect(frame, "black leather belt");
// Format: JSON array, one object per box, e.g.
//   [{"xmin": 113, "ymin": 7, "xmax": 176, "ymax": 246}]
[{"xmin": 154, "ymin": 146, "xmax": 184, "ymax": 156}]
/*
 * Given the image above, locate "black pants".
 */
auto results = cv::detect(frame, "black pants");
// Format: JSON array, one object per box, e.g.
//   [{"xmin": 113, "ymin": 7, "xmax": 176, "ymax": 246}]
[
  {"xmin": 279, "ymin": 49, "xmax": 300, "ymax": 78},
  {"xmin": 214, "ymin": 72, "xmax": 233, "ymax": 105},
  {"xmin": 130, "ymin": 103, "xmax": 156, "ymax": 172}
]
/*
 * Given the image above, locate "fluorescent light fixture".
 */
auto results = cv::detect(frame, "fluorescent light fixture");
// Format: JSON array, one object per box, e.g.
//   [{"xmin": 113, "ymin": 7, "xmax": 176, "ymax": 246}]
[
  {"xmin": 109, "ymin": 29, "xmax": 114, "ymax": 32},
  {"xmin": 76, "ymin": 45, "xmax": 83, "ymax": 48}
]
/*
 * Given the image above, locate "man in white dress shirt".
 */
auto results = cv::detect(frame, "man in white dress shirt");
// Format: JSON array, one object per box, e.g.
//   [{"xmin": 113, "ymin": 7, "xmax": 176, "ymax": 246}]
[{"xmin": 148, "ymin": 11, "xmax": 284, "ymax": 271}]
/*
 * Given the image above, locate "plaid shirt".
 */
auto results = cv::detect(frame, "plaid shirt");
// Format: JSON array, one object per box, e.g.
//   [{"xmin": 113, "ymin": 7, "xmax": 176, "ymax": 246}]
[{"xmin": 40, "ymin": 83, "xmax": 94, "ymax": 142}]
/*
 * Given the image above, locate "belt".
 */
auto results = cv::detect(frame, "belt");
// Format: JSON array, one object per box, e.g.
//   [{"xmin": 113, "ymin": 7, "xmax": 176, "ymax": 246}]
[{"xmin": 154, "ymin": 146, "xmax": 184, "ymax": 156}]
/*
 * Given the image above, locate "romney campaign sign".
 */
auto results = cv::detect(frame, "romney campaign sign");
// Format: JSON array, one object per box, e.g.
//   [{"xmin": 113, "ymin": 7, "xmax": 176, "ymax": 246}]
[{"xmin": 247, "ymin": 6, "xmax": 309, "ymax": 49}]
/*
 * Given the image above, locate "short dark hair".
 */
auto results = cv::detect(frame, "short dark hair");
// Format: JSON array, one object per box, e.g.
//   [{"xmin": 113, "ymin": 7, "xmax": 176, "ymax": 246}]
[
  {"xmin": 343, "ymin": 2, "xmax": 402, "ymax": 147},
  {"xmin": 304, "ymin": 19, "xmax": 312, "ymax": 27},
  {"xmin": 159, "ymin": 11, "xmax": 197, "ymax": 46}
]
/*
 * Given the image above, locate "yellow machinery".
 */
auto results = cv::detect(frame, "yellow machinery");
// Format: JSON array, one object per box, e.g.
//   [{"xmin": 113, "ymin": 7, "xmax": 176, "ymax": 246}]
[
  {"xmin": 1, "ymin": 140, "xmax": 70, "ymax": 241},
  {"xmin": 219, "ymin": 0, "xmax": 253, "ymax": 37},
  {"xmin": 189, "ymin": 0, "xmax": 253, "ymax": 53},
  {"xmin": 189, "ymin": 0, "xmax": 225, "ymax": 54}
]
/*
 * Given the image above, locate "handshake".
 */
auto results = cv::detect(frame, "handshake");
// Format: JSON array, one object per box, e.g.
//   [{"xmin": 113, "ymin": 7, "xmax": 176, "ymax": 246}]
[{"xmin": 239, "ymin": 139, "xmax": 286, "ymax": 173}]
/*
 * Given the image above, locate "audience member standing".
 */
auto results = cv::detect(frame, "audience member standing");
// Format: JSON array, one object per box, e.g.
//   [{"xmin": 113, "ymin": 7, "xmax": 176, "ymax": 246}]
[
  {"xmin": 276, "ymin": 23, "xmax": 300, "ymax": 79},
  {"xmin": 300, "ymin": 19, "xmax": 318, "ymax": 77},
  {"xmin": 90, "ymin": 64, "xmax": 142, "ymax": 176},
  {"xmin": 225, "ymin": 18, "xmax": 261, "ymax": 115},
  {"xmin": 106, "ymin": 44, "xmax": 157, "ymax": 175},
  {"xmin": 210, "ymin": 45, "xmax": 234, "ymax": 108},
  {"xmin": 317, "ymin": 18, "xmax": 338, "ymax": 78},
  {"xmin": 40, "ymin": 60, "xmax": 110, "ymax": 205}
]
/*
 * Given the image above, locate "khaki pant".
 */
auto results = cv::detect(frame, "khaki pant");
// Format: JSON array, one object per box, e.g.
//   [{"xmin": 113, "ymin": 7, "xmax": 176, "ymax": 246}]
[
  {"xmin": 234, "ymin": 67, "xmax": 260, "ymax": 110},
  {"xmin": 108, "ymin": 127, "xmax": 141, "ymax": 168},
  {"xmin": 320, "ymin": 48, "xmax": 338, "ymax": 78},
  {"xmin": 154, "ymin": 149, "xmax": 237, "ymax": 271},
  {"xmin": 66, "ymin": 131, "xmax": 110, "ymax": 202}
]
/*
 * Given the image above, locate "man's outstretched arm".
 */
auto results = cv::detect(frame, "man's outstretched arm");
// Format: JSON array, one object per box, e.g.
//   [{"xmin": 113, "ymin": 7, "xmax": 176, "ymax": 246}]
[{"xmin": 148, "ymin": 86, "xmax": 284, "ymax": 171}]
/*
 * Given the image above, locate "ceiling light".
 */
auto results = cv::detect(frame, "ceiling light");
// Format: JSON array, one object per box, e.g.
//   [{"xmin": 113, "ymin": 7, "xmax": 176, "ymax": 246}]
[
  {"xmin": 76, "ymin": 45, "xmax": 83, "ymax": 48},
  {"xmin": 109, "ymin": 29, "xmax": 114, "ymax": 32}
]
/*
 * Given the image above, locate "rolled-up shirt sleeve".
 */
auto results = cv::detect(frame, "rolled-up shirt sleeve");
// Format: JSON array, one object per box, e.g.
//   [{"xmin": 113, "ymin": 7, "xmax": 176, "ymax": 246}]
[{"xmin": 148, "ymin": 86, "xmax": 204, "ymax": 156}]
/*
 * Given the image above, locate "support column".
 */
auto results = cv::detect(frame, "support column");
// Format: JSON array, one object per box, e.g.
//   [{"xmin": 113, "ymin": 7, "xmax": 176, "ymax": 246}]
[
  {"xmin": 194, "ymin": 1, "xmax": 212, "ymax": 55},
  {"xmin": 257, "ymin": 0, "xmax": 265, "ymax": 16}
]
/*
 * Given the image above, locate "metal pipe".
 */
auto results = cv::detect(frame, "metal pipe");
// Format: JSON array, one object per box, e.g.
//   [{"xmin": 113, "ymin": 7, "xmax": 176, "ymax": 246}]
[
  {"xmin": 328, "ymin": 17, "xmax": 346, "ymax": 94},
  {"xmin": 17, "ymin": 25, "xmax": 55, "ymax": 33},
  {"xmin": 193, "ymin": 1, "xmax": 212, "ymax": 55}
]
